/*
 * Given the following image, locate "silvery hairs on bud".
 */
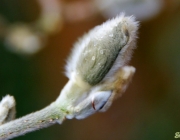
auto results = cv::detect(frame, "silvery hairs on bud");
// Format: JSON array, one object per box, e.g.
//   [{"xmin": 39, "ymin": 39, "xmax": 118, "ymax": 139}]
[{"xmin": 65, "ymin": 13, "xmax": 139, "ymax": 86}]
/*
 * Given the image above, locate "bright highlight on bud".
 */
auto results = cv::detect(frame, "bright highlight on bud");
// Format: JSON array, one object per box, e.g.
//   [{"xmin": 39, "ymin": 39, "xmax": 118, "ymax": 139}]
[{"xmin": 56, "ymin": 13, "xmax": 139, "ymax": 119}]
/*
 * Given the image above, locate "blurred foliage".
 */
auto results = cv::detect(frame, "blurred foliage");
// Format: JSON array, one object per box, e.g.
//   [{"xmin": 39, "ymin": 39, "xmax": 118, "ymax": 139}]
[{"xmin": 0, "ymin": 0, "xmax": 180, "ymax": 140}]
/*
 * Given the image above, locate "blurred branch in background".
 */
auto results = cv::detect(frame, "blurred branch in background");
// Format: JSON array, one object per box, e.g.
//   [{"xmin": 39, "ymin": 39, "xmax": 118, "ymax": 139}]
[
  {"xmin": 0, "ymin": 0, "xmax": 171, "ymax": 56},
  {"xmin": 94, "ymin": 0, "xmax": 164, "ymax": 20},
  {"xmin": 36, "ymin": 0, "xmax": 63, "ymax": 34},
  {"xmin": 0, "ymin": 0, "xmax": 63, "ymax": 56}
]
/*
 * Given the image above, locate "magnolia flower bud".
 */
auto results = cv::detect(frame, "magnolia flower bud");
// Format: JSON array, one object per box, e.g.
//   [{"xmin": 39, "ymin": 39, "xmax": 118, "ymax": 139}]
[
  {"xmin": 56, "ymin": 14, "xmax": 139, "ymax": 119},
  {"xmin": 66, "ymin": 13, "xmax": 138, "ymax": 86}
]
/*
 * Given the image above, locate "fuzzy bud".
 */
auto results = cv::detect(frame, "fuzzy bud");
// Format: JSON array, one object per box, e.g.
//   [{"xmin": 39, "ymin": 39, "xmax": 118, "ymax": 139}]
[
  {"xmin": 66, "ymin": 13, "xmax": 138, "ymax": 86},
  {"xmin": 56, "ymin": 14, "xmax": 139, "ymax": 119},
  {"xmin": 0, "ymin": 95, "xmax": 16, "ymax": 125}
]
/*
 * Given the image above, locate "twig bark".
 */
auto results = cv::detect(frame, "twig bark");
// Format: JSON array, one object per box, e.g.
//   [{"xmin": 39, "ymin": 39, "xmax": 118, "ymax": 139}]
[{"xmin": 0, "ymin": 103, "xmax": 66, "ymax": 140}]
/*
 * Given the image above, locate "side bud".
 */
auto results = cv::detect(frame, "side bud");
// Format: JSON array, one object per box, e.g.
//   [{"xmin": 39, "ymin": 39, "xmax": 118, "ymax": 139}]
[{"xmin": 0, "ymin": 95, "xmax": 16, "ymax": 125}]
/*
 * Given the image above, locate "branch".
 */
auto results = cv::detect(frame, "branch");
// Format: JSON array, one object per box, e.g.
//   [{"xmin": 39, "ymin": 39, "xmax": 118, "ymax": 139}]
[
  {"xmin": 0, "ymin": 103, "xmax": 66, "ymax": 140},
  {"xmin": 0, "ymin": 14, "xmax": 139, "ymax": 139}
]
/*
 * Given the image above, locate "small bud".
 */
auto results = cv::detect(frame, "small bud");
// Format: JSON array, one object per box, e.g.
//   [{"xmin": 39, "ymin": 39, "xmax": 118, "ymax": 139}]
[
  {"xmin": 74, "ymin": 91, "xmax": 112, "ymax": 119},
  {"xmin": 0, "ymin": 95, "xmax": 16, "ymax": 125}
]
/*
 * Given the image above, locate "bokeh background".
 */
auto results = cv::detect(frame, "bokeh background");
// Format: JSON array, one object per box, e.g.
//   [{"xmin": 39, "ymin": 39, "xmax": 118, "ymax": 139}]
[{"xmin": 0, "ymin": 0, "xmax": 180, "ymax": 140}]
